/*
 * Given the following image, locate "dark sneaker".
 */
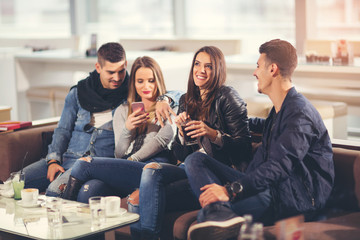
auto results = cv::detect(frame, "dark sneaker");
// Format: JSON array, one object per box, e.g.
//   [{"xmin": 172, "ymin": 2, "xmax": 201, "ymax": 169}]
[
  {"xmin": 188, "ymin": 216, "xmax": 244, "ymax": 240},
  {"xmin": 188, "ymin": 202, "xmax": 244, "ymax": 240}
]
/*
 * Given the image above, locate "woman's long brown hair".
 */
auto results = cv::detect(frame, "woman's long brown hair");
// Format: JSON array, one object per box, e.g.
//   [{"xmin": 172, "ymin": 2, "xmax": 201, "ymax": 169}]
[
  {"xmin": 185, "ymin": 46, "xmax": 226, "ymax": 120},
  {"xmin": 127, "ymin": 56, "xmax": 166, "ymax": 134}
]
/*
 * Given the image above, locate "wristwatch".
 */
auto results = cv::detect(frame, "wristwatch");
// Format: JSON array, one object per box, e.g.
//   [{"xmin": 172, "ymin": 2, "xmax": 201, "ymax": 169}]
[
  {"xmin": 230, "ymin": 181, "xmax": 243, "ymax": 195},
  {"xmin": 156, "ymin": 95, "xmax": 169, "ymax": 102},
  {"xmin": 225, "ymin": 181, "xmax": 243, "ymax": 202}
]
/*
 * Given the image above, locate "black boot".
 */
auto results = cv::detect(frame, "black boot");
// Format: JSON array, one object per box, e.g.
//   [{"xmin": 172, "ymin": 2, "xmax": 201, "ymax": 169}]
[{"xmin": 61, "ymin": 176, "xmax": 84, "ymax": 201}]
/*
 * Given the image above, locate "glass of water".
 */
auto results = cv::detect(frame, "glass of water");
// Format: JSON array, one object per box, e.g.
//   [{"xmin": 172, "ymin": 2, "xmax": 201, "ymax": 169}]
[
  {"xmin": 46, "ymin": 197, "xmax": 63, "ymax": 228},
  {"xmin": 89, "ymin": 196, "xmax": 105, "ymax": 227}
]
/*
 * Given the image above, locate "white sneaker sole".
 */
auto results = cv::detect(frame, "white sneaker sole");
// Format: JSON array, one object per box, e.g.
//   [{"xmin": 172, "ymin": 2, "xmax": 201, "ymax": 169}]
[{"xmin": 188, "ymin": 216, "xmax": 244, "ymax": 240}]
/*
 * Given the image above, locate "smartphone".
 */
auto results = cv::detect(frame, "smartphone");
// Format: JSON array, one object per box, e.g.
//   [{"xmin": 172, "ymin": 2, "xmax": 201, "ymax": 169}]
[
  {"xmin": 54, "ymin": 171, "xmax": 63, "ymax": 181},
  {"xmin": 131, "ymin": 102, "xmax": 145, "ymax": 113}
]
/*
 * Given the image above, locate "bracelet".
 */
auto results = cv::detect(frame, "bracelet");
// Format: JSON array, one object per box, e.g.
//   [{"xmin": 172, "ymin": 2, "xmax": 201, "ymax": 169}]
[{"xmin": 47, "ymin": 161, "xmax": 60, "ymax": 168}]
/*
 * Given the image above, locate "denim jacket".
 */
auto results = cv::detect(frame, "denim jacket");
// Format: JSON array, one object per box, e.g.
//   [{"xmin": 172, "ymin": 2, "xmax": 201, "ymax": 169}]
[
  {"xmin": 243, "ymin": 87, "xmax": 334, "ymax": 220},
  {"xmin": 46, "ymin": 87, "xmax": 182, "ymax": 164},
  {"xmin": 46, "ymin": 87, "xmax": 120, "ymax": 163}
]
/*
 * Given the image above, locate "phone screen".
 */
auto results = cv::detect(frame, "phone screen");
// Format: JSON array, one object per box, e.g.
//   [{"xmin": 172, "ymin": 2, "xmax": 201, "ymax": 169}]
[{"xmin": 131, "ymin": 102, "xmax": 145, "ymax": 112}]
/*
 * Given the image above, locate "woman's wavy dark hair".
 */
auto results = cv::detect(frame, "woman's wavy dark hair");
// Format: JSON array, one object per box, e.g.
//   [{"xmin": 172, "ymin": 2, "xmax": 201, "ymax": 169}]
[{"xmin": 186, "ymin": 46, "xmax": 226, "ymax": 120}]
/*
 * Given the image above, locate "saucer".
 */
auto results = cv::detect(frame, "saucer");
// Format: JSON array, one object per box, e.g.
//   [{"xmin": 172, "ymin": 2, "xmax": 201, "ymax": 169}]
[
  {"xmin": 107, "ymin": 208, "xmax": 127, "ymax": 217},
  {"xmin": 16, "ymin": 200, "xmax": 42, "ymax": 208}
]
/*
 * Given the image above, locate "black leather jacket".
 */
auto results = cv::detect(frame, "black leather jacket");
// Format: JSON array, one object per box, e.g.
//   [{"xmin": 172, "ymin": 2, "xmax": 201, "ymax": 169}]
[{"xmin": 172, "ymin": 86, "xmax": 252, "ymax": 171}]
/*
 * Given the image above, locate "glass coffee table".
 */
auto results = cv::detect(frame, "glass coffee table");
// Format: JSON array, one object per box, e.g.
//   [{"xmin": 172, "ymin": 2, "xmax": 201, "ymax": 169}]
[{"xmin": 0, "ymin": 195, "xmax": 139, "ymax": 240}]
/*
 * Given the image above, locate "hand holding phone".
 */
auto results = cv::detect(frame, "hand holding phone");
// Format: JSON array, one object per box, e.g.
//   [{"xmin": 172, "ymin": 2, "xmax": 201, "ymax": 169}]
[{"xmin": 131, "ymin": 102, "xmax": 145, "ymax": 113}]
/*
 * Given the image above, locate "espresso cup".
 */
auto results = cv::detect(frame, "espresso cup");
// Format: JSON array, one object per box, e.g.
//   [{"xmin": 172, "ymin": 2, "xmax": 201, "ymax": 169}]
[
  {"xmin": 104, "ymin": 196, "xmax": 121, "ymax": 217},
  {"xmin": 21, "ymin": 188, "xmax": 39, "ymax": 205}
]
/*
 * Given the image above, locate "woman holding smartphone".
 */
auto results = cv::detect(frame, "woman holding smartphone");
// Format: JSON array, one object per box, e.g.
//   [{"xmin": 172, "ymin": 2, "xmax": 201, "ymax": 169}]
[
  {"xmin": 62, "ymin": 56, "xmax": 176, "ymax": 202},
  {"xmin": 129, "ymin": 46, "xmax": 252, "ymax": 239}
]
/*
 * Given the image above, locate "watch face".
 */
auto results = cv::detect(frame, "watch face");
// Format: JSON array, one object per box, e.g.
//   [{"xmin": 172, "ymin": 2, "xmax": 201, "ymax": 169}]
[{"xmin": 231, "ymin": 182, "xmax": 243, "ymax": 194}]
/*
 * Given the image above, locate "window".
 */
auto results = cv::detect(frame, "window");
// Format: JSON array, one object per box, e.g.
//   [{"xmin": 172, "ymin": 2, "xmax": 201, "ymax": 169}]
[
  {"xmin": 84, "ymin": 0, "xmax": 173, "ymax": 39},
  {"xmin": 315, "ymin": 0, "xmax": 360, "ymax": 39},
  {"xmin": 0, "ymin": 0, "xmax": 70, "ymax": 37},
  {"xmin": 185, "ymin": 0, "xmax": 295, "ymax": 54}
]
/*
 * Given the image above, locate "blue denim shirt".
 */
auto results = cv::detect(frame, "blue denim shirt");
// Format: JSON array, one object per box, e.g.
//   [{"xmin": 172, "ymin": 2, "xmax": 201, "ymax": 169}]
[{"xmin": 46, "ymin": 88, "xmax": 182, "ymax": 164}]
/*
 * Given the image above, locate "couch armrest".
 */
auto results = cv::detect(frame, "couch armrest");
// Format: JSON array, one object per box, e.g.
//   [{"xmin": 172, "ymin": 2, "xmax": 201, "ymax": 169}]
[
  {"xmin": 0, "ymin": 124, "xmax": 57, "ymax": 181},
  {"xmin": 328, "ymin": 147, "xmax": 360, "ymax": 211},
  {"xmin": 173, "ymin": 210, "xmax": 199, "ymax": 240}
]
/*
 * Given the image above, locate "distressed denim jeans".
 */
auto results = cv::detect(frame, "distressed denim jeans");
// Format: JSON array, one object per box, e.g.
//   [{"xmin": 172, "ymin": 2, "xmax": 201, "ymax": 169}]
[{"xmin": 128, "ymin": 163, "xmax": 199, "ymax": 240}]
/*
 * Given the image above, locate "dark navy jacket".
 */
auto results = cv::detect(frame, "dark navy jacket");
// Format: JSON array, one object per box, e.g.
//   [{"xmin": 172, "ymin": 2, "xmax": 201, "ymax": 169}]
[{"xmin": 242, "ymin": 87, "xmax": 334, "ymax": 220}]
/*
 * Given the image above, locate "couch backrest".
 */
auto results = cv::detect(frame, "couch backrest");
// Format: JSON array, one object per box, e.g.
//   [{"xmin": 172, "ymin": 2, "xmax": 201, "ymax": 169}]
[
  {"xmin": 0, "ymin": 124, "xmax": 57, "ymax": 181},
  {"xmin": 328, "ymin": 147, "xmax": 360, "ymax": 210}
]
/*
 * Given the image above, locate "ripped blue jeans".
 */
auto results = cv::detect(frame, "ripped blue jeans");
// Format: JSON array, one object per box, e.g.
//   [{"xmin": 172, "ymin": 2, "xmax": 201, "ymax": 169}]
[
  {"xmin": 22, "ymin": 156, "xmax": 77, "ymax": 196},
  {"xmin": 128, "ymin": 163, "xmax": 200, "ymax": 240},
  {"xmin": 70, "ymin": 152, "xmax": 170, "ymax": 203}
]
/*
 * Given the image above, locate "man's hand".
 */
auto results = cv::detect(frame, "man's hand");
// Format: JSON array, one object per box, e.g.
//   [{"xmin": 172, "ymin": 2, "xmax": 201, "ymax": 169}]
[
  {"xmin": 47, "ymin": 161, "xmax": 65, "ymax": 182},
  {"xmin": 199, "ymin": 183, "xmax": 230, "ymax": 208},
  {"xmin": 125, "ymin": 108, "xmax": 148, "ymax": 131},
  {"xmin": 155, "ymin": 100, "xmax": 176, "ymax": 127}
]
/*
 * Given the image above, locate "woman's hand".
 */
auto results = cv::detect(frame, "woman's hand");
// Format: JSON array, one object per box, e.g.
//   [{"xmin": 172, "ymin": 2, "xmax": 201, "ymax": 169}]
[
  {"xmin": 125, "ymin": 108, "xmax": 149, "ymax": 131},
  {"xmin": 184, "ymin": 120, "xmax": 218, "ymax": 141},
  {"xmin": 174, "ymin": 112, "xmax": 189, "ymax": 137}
]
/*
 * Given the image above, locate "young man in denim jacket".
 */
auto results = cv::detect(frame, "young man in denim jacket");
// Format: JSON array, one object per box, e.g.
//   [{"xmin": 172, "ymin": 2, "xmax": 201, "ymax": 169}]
[
  {"xmin": 20, "ymin": 42, "xmax": 180, "ymax": 197},
  {"xmin": 186, "ymin": 39, "xmax": 335, "ymax": 240}
]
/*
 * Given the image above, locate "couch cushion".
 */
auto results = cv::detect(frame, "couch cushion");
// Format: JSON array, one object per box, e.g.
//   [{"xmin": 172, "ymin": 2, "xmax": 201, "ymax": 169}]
[
  {"xmin": 327, "ymin": 148, "xmax": 360, "ymax": 210},
  {"xmin": 41, "ymin": 131, "xmax": 54, "ymax": 158}
]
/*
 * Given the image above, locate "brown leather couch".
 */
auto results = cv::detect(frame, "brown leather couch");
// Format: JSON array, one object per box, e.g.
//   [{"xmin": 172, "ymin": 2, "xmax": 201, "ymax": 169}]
[{"xmin": 1, "ymin": 125, "xmax": 359, "ymax": 240}]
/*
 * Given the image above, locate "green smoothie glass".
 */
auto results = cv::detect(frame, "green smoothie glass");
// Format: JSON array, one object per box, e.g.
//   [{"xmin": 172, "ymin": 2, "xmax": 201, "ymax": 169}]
[{"xmin": 11, "ymin": 172, "xmax": 25, "ymax": 200}]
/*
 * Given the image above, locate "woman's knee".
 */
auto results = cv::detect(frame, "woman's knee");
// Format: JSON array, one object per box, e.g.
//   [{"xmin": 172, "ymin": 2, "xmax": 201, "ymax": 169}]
[
  {"xmin": 71, "ymin": 156, "xmax": 92, "ymax": 176},
  {"xmin": 140, "ymin": 162, "xmax": 163, "ymax": 184},
  {"xmin": 143, "ymin": 162, "xmax": 162, "ymax": 170},
  {"xmin": 184, "ymin": 152, "xmax": 207, "ymax": 167},
  {"xmin": 128, "ymin": 189, "xmax": 140, "ymax": 206}
]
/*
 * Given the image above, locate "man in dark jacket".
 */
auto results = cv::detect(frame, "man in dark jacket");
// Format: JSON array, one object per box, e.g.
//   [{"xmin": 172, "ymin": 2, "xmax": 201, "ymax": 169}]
[{"xmin": 186, "ymin": 39, "xmax": 334, "ymax": 240}]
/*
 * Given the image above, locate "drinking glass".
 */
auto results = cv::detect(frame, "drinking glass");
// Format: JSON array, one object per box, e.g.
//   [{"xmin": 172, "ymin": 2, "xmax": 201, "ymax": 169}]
[
  {"xmin": 89, "ymin": 196, "xmax": 105, "ymax": 227},
  {"xmin": 46, "ymin": 197, "xmax": 63, "ymax": 228},
  {"xmin": 181, "ymin": 119, "xmax": 198, "ymax": 146},
  {"xmin": 11, "ymin": 172, "xmax": 25, "ymax": 200}
]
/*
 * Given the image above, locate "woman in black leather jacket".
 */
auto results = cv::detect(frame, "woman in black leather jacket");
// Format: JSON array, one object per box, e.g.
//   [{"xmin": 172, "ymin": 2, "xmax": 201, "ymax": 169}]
[
  {"xmin": 128, "ymin": 46, "xmax": 252, "ymax": 240},
  {"xmin": 173, "ymin": 85, "xmax": 251, "ymax": 171}
]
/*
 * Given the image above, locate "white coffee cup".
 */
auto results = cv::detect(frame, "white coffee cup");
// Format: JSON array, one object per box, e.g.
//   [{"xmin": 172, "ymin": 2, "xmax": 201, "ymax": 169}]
[
  {"xmin": 21, "ymin": 188, "xmax": 39, "ymax": 205},
  {"xmin": 104, "ymin": 196, "xmax": 121, "ymax": 217}
]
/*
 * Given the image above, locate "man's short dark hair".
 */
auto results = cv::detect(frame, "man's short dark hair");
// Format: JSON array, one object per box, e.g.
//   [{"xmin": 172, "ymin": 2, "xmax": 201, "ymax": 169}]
[
  {"xmin": 259, "ymin": 39, "xmax": 297, "ymax": 78},
  {"xmin": 97, "ymin": 42, "xmax": 126, "ymax": 67}
]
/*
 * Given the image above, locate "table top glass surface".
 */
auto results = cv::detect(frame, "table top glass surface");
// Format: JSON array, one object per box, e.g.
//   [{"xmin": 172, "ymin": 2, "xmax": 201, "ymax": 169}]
[{"xmin": 0, "ymin": 195, "xmax": 138, "ymax": 240}]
